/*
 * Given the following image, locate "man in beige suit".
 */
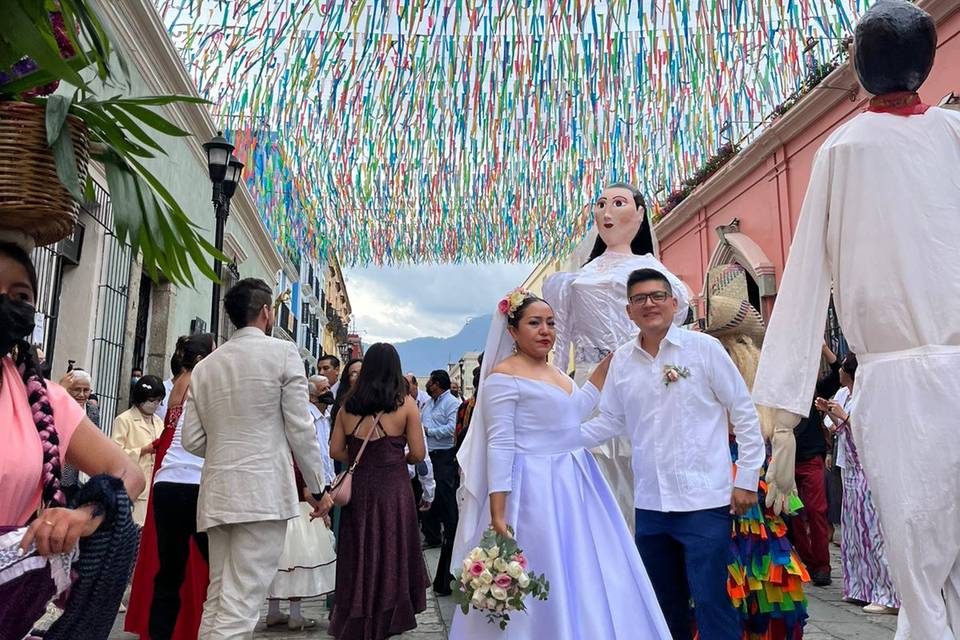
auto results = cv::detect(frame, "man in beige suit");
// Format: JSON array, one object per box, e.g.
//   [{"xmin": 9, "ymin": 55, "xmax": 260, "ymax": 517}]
[{"xmin": 183, "ymin": 278, "xmax": 334, "ymax": 639}]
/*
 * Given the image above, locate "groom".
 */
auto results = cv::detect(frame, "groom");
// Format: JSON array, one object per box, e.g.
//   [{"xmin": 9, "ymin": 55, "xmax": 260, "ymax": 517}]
[
  {"xmin": 184, "ymin": 278, "xmax": 333, "ymax": 638},
  {"xmin": 583, "ymin": 268, "xmax": 764, "ymax": 640}
]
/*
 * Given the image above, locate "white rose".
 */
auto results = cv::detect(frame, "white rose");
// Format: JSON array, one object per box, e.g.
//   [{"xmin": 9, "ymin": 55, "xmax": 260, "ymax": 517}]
[
  {"xmin": 486, "ymin": 546, "xmax": 500, "ymax": 559},
  {"xmin": 485, "ymin": 597, "xmax": 498, "ymax": 609},
  {"xmin": 506, "ymin": 561, "xmax": 523, "ymax": 578},
  {"xmin": 517, "ymin": 572, "xmax": 531, "ymax": 588},
  {"xmin": 470, "ymin": 577, "xmax": 482, "ymax": 590},
  {"xmin": 479, "ymin": 570, "xmax": 494, "ymax": 585},
  {"xmin": 491, "ymin": 586, "xmax": 509, "ymax": 601},
  {"xmin": 469, "ymin": 548, "xmax": 485, "ymax": 562},
  {"xmin": 493, "ymin": 558, "xmax": 508, "ymax": 572},
  {"xmin": 471, "ymin": 589, "xmax": 485, "ymax": 605}
]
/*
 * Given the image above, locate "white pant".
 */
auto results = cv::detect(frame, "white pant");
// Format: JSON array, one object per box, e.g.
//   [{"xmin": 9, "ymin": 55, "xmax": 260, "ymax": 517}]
[
  {"xmin": 857, "ymin": 347, "xmax": 960, "ymax": 640},
  {"xmin": 199, "ymin": 520, "xmax": 287, "ymax": 640}
]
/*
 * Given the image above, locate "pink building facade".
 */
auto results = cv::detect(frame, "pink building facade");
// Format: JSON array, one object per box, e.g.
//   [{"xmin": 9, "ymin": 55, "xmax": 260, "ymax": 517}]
[{"xmin": 654, "ymin": 0, "xmax": 960, "ymax": 323}]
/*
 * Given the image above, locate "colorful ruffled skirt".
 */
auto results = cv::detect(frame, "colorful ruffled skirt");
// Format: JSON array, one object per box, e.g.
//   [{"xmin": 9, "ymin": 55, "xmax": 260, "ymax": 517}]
[{"xmin": 728, "ymin": 453, "xmax": 809, "ymax": 640}]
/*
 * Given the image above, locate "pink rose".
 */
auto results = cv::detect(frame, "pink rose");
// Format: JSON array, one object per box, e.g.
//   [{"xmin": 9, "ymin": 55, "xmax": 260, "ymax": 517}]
[
  {"xmin": 666, "ymin": 370, "xmax": 679, "ymax": 382},
  {"xmin": 470, "ymin": 561, "xmax": 486, "ymax": 577},
  {"xmin": 494, "ymin": 573, "xmax": 513, "ymax": 589},
  {"xmin": 498, "ymin": 299, "xmax": 510, "ymax": 314},
  {"xmin": 513, "ymin": 554, "xmax": 528, "ymax": 570}
]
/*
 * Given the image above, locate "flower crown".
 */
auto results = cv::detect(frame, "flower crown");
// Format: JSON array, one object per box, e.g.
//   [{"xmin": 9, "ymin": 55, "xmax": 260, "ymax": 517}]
[{"xmin": 497, "ymin": 287, "xmax": 533, "ymax": 319}]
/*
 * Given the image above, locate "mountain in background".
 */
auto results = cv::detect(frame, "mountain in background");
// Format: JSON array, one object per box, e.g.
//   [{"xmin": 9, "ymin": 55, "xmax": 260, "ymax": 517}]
[{"xmin": 374, "ymin": 314, "xmax": 492, "ymax": 376}]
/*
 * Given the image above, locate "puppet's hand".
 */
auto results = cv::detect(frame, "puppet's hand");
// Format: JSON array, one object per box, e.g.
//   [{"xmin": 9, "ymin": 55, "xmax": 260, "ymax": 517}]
[{"xmin": 765, "ymin": 410, "xmax": 801, "ymax": 515}]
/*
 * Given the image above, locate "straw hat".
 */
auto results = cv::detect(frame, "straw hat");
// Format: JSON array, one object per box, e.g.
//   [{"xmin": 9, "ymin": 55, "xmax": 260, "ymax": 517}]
[{"xmin": 704, "ymin": 264, "xmax": 765, "ymax": 342}]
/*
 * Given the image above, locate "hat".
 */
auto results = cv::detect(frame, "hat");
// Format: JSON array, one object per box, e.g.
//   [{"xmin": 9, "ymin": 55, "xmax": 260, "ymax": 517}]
[{"xmin": 704, "ymin": 264, "xmax": 765, "ymax": 342}]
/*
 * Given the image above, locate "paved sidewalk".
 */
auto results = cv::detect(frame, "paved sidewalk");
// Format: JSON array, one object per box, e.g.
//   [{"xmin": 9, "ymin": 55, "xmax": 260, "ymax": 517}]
[
  {"xmin": 108, "ymin": 548, "xmax": 452, "ymax": 640},
  {"xmin": 800, "ymin": 543, "xmax": 897, "ymax": 640},
  {"xmin": 110, "ymin": 543, "xmax": 896, "ymax": 639}
]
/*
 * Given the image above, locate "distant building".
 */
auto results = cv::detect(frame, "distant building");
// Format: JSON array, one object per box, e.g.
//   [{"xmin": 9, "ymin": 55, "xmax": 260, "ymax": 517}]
[
  {"xmin": 346, "ymin": 333, "xmax": 364, "ymax": 361},
  {"xmin": 448, "ymin": 351, "xmax": 481, "ymax": 399}
]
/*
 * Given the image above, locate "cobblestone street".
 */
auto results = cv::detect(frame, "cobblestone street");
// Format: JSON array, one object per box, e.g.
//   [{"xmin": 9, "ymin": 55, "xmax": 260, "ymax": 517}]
[{"xmin": 108, "ymin": 543, "xmax": 897, "ymax": 639}]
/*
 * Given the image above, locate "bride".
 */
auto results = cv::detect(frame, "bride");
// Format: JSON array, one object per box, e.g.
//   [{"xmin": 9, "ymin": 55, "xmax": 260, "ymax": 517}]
[{"xmin": 450, "ymin": 290, "xmax": 670, "ymax": 639}]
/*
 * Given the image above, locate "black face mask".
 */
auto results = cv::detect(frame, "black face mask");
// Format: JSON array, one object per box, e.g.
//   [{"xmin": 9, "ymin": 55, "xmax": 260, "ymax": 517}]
[
  {"xmin": 0, "ymin": 294, "xmax": 36, "ymax": 356},
  {"xmin": 316, "ymin": 391, "xmax": 336, "ymax": 405}
]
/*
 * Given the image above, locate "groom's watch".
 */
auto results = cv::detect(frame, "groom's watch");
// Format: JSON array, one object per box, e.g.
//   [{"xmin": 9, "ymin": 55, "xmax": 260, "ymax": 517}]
[{"xmin": 311, "ymin": 485, "xmax": 332, "ymax": 502}]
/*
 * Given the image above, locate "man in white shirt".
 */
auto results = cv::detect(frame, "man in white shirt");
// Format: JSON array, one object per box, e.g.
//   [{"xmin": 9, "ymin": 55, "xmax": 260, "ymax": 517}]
[
  {"xmin": 584, "ymin": 268, "xmax": 764, "ymax": 640},
  {"xmin": 307, "ymin": 375, "xmax": 337, "ymax": 486},
  {"xmin": 404, "ymin": 373, "xmax": 430, "ymax": 411}
]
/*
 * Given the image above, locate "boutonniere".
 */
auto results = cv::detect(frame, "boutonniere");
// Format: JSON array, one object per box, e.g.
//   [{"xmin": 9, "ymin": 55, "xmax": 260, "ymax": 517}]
[{"xmin": 662, "ymin": 364, "xmax": 691, "ymax": 387}]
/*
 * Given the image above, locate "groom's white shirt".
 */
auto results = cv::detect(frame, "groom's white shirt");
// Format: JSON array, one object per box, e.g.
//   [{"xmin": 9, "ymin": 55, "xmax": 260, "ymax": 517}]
[{"xmin": 582, "ymin": 324, "xmax": 764, "ymax": 512}]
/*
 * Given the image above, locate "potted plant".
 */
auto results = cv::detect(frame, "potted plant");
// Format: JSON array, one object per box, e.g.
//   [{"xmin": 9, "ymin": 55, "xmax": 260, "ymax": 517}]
[{"xmin": 0, "ymin": 0, "xmax": 225, "ymax": 285}]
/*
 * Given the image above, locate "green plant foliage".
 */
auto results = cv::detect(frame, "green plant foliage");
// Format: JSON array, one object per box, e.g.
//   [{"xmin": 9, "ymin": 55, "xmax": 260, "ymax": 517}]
[{"xmin": 0, "ymin": 0, "xmax": 227, "ymax": 285}]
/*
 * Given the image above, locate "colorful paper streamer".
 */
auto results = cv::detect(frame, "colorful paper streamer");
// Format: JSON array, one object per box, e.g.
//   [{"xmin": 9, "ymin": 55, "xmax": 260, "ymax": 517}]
[{"xmin": 155, "ymin": 0, "xmax": 873, "ymax": 265}]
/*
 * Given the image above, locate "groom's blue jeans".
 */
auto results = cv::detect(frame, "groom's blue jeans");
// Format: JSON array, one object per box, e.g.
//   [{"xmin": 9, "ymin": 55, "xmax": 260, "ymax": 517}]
[{"xmin": 635, "ymin": 507, "xmax": 738, "ymax": 640}]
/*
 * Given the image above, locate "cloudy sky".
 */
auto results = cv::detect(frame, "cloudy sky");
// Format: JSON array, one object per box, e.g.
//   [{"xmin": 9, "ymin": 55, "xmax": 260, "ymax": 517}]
[{"xmin": 344, "ymin": 262, "xmax": 535, "ymax": 344}]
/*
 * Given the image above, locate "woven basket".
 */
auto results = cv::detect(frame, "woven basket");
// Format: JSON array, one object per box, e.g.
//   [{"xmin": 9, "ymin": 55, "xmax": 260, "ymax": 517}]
[{"xmin": 0, "ymin": 101, "xmax": 90, "ymax": 246}]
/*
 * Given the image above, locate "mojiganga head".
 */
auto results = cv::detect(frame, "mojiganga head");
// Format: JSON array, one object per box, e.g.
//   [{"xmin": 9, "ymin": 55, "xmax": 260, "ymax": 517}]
[{"xmin": 854, "ymin": 0, "xmax": 937, "ymax": 95}]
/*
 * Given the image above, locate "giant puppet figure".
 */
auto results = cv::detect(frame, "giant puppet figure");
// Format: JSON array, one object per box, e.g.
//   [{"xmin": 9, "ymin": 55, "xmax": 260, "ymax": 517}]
[
  {"xmin": 753, "ymin": 2, "xmax": 960, "ymax": 638},
  {"xmin": 543, "ymin": 183, "xmax": 690, "ymax": 527}
]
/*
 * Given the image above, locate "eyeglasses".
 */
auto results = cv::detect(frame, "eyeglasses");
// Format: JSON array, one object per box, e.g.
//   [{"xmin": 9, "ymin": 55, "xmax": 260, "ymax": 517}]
[{"xmin": 628, "ymin": 291, "xmax": 671, "ymax": 305}]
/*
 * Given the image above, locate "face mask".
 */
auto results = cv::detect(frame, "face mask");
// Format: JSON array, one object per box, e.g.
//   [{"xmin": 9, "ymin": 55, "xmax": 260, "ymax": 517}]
[
  {"xmin": 316, "ymin": 391, "xmax": 335, "ymax": 405},
  {"xmin": 140, "ymin": 400, "xmax": 160, "ymax": 415},
  {"xmin": 131, "ymin": 376, "xmax": 140, "ymax": 385},
  {"xmin": 0, "ymin": 294, "xmax": 36, "ymax": 356}
]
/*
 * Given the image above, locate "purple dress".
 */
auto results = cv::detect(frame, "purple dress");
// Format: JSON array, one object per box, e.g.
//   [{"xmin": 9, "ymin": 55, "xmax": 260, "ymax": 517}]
[{"xmin": 329, "ymin": 431, "xmax": 429, "ymax": 639}]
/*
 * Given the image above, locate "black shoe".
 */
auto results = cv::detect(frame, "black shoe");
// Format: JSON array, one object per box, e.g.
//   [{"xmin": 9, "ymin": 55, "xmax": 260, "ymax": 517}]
[
  {"xmin": 811, "ymin": 570, "xmax": 832, "ymax": 586},
  {"xmin": 423, "ymin": 540, "xmax": 442, "ymax": 550}
]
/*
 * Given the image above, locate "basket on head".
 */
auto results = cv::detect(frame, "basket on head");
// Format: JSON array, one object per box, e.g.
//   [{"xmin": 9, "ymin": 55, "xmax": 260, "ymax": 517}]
[
  {"xmin": 704, "ymin": 264, "xmax": 765, "ymax": 342},
  {"xmin": 0, "ymin": 101, "xmax": 89, "ymax": 247}
]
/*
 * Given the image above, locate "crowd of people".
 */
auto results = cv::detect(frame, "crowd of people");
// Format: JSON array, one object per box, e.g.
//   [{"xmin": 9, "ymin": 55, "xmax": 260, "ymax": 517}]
[
  {"xmin": 2, "ymin": 4, "xmax": 956, "ymax": 637},
  {"xmin": 0, "ymin": 232, "xmax": 908, "ymax": 640}
]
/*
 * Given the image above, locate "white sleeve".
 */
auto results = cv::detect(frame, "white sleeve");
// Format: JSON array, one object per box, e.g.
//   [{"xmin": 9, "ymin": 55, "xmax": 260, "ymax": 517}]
[
  {"xmin": 573, "ymin": 381, "xmax": 601, "ymax": 421},
  {"xmin": 543, "ymin": 272, "xmax": 575, "ymax": 372},
  {"xmin": 483, "ymin": 376, "xmax": 521, "ymax": 494},
  {"xmin": 754, "ymin": 148, "xmax": 834, "ymax": 416},
  {"xmin": 420, "ymin": 454, "xmax": 436, "ymax": 503},
  {"xmin": 581, "ymin": 359, "xmax": 628, "ymax": 447},
  {"xmin": 314, "ymin": 417, "xmax": 336, "ymax": 485},
  {"xmin": 706, "ymin": 337, "xmax": 764, "ymax": 492}
]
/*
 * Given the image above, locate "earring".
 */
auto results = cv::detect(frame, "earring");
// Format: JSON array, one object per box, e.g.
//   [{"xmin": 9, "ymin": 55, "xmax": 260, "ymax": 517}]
[{"xmin": 512, "ymin": 342, "xmax": 518, "ymax": 354}]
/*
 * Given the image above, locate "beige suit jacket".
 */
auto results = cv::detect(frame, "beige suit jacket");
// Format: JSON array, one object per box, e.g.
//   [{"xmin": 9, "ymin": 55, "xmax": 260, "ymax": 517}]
[{"xmin": 183, "ymin": 327, "xmax": 326, "ymax": 531}]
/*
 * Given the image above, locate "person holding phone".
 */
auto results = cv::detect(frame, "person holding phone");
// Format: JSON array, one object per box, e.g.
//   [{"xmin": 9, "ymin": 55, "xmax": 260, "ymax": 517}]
[{"xmin": 819, "ymin": 354, "xmax": 899, "ymax": 615}]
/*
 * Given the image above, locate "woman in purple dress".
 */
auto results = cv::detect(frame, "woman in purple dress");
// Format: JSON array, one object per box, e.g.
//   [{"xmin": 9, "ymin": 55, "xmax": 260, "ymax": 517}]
[{"xmin": 328, "ymin": 343, "xmax": 429, "ymax": 639}]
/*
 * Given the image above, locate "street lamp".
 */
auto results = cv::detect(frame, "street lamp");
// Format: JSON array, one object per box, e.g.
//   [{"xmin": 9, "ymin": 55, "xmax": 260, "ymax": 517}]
[
  {"xmin": 203, "ymin": 132, "xmax": 242, "ymax": 340},
  {"xmin": 202, "ymin": 132, "xmax": 233, "ymax": 183}
]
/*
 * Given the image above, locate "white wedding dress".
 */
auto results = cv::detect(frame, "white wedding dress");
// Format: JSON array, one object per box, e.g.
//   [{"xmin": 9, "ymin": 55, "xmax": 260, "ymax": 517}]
[{"xmin": 449, "ymin": 373, "xmax": 670, "ymax": 639}]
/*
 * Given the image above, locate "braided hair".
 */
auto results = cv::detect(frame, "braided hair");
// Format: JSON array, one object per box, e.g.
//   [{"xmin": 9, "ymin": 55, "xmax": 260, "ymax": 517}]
[
  {"xmin": 1, "ymin": 241, "xmax": 65, "ymax": 509},
  {"xmin": 15, "ymin": 340, "xmax": 65, "ymax": 508}
]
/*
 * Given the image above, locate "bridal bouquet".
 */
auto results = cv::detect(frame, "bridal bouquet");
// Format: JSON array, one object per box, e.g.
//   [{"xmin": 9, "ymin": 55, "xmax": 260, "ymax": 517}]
[{"xmin": 451, "ymin": 527, "xmax": 550, "ymax": 629}]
